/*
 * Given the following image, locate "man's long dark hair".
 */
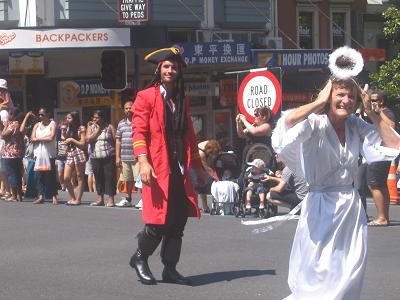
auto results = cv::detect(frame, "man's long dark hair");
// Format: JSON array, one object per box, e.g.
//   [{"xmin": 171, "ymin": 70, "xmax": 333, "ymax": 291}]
[{"xmin": 147, "ymin": 62, "xmax": 187, "ymax": 135}]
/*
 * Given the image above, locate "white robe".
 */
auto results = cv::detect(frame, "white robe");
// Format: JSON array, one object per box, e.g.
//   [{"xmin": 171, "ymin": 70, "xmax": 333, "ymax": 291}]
[{"xmin": 272, "ymin": 112, "xmax": 399, "ymax": 300}]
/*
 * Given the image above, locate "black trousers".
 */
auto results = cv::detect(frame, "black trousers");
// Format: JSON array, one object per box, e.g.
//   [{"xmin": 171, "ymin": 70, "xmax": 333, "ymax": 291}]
[{"xmin": 91, "ymin": 156, "xmax": 117, "ymax": 196}]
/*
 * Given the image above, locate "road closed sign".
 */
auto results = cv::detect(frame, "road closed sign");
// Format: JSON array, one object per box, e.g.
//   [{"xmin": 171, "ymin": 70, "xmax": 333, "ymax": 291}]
[{"xmin": 237, "ymin": 70, "xmax": 281, "ymax": 122}]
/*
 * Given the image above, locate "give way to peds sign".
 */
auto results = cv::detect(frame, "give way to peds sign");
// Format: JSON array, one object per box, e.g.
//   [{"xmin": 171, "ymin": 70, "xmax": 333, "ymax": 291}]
[{"xmin": 237, "ymin": 69, "xmax": 282, "ymax": 123}]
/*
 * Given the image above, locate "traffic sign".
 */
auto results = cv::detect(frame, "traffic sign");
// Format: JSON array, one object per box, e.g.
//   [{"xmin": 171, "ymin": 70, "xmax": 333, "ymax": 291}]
[{"xmin": 237, "ymin": 70, "xmax": 281, "ymax": 122}]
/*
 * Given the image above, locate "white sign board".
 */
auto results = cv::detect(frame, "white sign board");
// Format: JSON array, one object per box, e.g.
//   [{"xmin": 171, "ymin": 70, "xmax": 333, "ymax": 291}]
[
  {"xmin": 237, "ymin": 70, "xmax": 281, "ymax": 121},
  {"xmin": 0, "ymin": 28, "xmax": 130, "ymax": 50}
]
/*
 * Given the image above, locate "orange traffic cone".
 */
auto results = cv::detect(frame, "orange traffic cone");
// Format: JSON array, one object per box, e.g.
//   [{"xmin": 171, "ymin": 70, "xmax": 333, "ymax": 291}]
[{"xmin": 387, "ymin": 160, "xmax": 400, "ymax": 205}]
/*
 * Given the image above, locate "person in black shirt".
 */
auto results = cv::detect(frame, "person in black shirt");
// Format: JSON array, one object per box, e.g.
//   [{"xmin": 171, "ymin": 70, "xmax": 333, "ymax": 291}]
[{"xmin": 367, "ymin": 91, "xmax": 396, "ymax": 226}]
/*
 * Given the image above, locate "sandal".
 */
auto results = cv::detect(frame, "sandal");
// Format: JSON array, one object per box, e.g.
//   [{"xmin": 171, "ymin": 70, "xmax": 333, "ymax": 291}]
[
  {"xmin": 106, "ymin": 202, "xmax": 115, "ymax": 207},
  {"xmin": 368, "ymin": 219, "xmax": 389, "ymax": 227},
  {"xmin": 1, "ymin": 193, "xmax": 12, "ymax": 200},
  {"xmin": 33, "ymin": 197, "xmax": 44, "ymax": 204},
  {"xmin": 90, "ymin": 201, "xmax": 105, "ymax": 207},
  {"xmin": 5, "ymin": 197, "xmax": 18, "ymax": 202},
  {"xmin": 66, "ymin": 201, "xmax": 81, "ymax": 206}
]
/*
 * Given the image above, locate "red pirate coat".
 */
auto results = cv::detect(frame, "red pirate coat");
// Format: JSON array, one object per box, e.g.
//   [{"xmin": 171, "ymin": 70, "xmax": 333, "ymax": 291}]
[{"xmin": 132, "ymin": 84, "xmax": 202, "ymax": 224}]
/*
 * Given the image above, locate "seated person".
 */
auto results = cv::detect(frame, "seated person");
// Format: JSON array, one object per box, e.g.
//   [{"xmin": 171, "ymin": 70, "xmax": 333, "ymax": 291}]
[
  {"xmin": 265, "ymin": 166, "xmax": 308, "ymax": 210},
  {"xmin": 194, "ymin": 139, "xmax": 221, "ymax": 213},
  {"xmin": 244, "ymin": 158, "xmax": 269, "ymax": 210},
  {"xmin": 211, "ymin": 169, "xmax": 239, "ymax": 215}
]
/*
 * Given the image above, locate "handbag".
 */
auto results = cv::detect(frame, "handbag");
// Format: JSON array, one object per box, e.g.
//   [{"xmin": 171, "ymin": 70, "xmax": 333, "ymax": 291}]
[{"xmin": 34, "ymin": 143, "xmax": 51, "ymax": 171}]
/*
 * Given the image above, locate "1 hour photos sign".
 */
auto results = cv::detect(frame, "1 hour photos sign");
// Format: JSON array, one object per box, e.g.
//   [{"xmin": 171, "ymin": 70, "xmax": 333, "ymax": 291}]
[{"xmin": 118, "ymin": 0, "xmax": 148, "ymax": 22}]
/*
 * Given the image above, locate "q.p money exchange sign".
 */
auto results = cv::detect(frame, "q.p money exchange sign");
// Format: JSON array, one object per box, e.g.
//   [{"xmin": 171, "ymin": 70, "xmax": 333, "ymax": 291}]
[
  {"xmin": 237, "ymin": 70, "xmax": 281, "ymax": 122},
  {"xmin": 118, "ymin": 0, "xmax": 148, "ymax": 22}
]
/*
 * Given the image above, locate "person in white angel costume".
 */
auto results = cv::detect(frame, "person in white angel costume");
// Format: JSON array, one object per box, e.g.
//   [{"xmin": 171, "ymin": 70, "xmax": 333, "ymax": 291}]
[{"xmin": 271, "ymin": 46, "xmax": 400, "ymax": 299}]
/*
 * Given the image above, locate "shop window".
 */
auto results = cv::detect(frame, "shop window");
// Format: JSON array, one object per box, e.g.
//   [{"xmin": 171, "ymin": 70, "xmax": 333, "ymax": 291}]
[
  {"xmin": 298, "ymin": 11, "xmax": 314, "ymax": 49},
  {"xmin": 191, "ymin": 114, "xmax": 206, "ymax": 142},
  {"xmin": 331, "ymin": 8, "xmax": 350, "ymax": 49},
  {"xmin": 168, "ymin": 30, "xmax": 195, "ymax": 43},
  {"xmin": 231, "ymin": 32, "xmax": 250, "ymax": 43},
  {"xmin": 213, "ymin": 109, "xmax": 233, "ymax": 151}
]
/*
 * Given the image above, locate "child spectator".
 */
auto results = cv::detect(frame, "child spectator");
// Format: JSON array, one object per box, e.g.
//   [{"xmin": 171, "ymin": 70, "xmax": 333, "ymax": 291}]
[
  {"xmin": 244, "ymin": 158, "xmax": 268, "ymax": 210},
  {"xmin": 0, "ymin": 79, "xmax": 14, "ymax": 122}
]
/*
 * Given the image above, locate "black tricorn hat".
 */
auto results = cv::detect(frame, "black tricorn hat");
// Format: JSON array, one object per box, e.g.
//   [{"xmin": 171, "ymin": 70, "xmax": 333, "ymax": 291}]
[{"xmin": 144, "ymin": 47, "xmax": 186, "ymax": 67}]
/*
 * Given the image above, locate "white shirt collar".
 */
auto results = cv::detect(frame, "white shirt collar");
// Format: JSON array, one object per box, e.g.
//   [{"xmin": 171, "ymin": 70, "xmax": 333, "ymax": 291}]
[{"xmin": 160, "ymin": 84, "xmax": 167, "ymax": 99}]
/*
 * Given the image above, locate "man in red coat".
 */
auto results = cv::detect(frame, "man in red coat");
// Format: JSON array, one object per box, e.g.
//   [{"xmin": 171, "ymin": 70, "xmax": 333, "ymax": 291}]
[{"xmin": 130, "ymin": 47, "xmax": 205, "ymax": 285}]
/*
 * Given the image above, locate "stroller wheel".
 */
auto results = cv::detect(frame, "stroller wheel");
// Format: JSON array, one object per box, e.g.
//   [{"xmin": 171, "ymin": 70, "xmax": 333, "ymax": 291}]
[
  {"xmin": 240, "ymin": 203, "xmax": 248, "ymax": 218},
  {"xmin": 271, "ymin": 205, "xmax": 278, "ymax": 217},
  {"xmin": 233, "ymin": 206, "xmax": 241, "ymax": 218},
  {"xmin": 258, "ymin": 208, "xmax": 267, "ymax": 218}
]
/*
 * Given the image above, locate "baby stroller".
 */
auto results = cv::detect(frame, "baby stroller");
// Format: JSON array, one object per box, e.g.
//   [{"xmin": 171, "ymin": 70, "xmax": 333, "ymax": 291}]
[
  {"xmin": 209, "ymin": 151, "xmax": 241, "ymax": 215},
  {"xmin": 234, "ymin": 143, "xmax": 278, "ymax": 219}
]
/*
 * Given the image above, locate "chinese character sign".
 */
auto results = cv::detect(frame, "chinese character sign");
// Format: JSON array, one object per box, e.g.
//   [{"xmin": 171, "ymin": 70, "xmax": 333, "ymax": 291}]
[{"xmin": 176, "ymin": 42, "xmax": 251, "ymax": 65}]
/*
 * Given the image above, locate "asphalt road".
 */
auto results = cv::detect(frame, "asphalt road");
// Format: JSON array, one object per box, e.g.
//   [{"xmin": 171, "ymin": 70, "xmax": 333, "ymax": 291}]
[{"xmin": 0, "ymin": 192, "xmax": 399, "ymax": 300}]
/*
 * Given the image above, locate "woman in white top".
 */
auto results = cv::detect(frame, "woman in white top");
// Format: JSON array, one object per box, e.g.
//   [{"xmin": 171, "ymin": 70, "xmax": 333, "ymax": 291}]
[
  {"xmin": 272, "ymin": 78, "xmax": 400, "ymax": 300},
  {"xmin": 31, "ymin": 108, "xmax": 58, "ymax": 205}
]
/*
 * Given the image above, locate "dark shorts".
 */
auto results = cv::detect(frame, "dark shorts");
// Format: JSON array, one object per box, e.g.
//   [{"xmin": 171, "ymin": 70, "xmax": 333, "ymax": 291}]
[
  {"xmin": 366, "ymin": 161, "xmax": 391, "ymax": 188},
  {"xmin": 245, "ymin": 182, "xmax": 267, "ymax": 194},
  {"xmin": 269, "ymin": 190, "xmax": 301, "ymax": 209}
]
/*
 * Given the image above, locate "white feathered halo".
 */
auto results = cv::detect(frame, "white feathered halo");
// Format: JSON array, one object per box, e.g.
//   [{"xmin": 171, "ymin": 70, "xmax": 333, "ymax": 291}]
[{"xmin": 328, "ymin": 46, "xmax": 364, "ymax": 80}]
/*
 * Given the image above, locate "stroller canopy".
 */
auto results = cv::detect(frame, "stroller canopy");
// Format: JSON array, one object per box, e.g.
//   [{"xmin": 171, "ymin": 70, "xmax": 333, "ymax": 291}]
[{"xmin": 214, "ymin": 152, "xmax": 241, "ymax": 180}]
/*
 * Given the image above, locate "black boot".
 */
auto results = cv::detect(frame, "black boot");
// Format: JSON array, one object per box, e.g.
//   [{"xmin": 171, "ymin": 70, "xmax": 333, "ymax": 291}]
[
  {"xmin": 161, "ymin": 237, "xmax": 192, "ymax": 285},
  {"xmin": 130, "ymin": 228, "xmax": 161, "ymax": 285}
]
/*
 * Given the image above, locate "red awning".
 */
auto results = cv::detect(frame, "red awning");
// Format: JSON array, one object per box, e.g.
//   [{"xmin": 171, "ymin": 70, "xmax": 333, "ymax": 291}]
[{"xmin": 358, "ymin": 48, "xmax": 386, "ymax": 62}]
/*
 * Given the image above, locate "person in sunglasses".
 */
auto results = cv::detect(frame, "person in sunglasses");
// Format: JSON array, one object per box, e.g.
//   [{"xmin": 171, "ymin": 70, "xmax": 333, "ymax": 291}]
[
  {"xmin": 31, "ymin": 107, "xmax": 58, "ymax": 204},
  {"xmin": 236, "ymin": 106, "xmax": 275, "ymax": 174}
]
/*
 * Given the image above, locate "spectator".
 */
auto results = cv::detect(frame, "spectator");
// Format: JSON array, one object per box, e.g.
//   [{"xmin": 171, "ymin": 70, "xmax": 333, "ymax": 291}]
[
  {"xmin": 62, "ymin": 111, "xmax": 87, "ymax": 206},
  {"xmin": 0, "ymin": 120, "xmax": 10, "ymax": 200},
  {"xmin": 86, "ymin": 110, "xmax": 116, "ymax": 207},
  {"xmin": 367, "ymin": 91, "xmax": 396, "ymax": 226},
  {"xmin": 85, "ymin": 158, "xmax": 96, "ymax": 192},
  {"xmin": 0, "ymin": 79, "xmax": 14, "ymax": 122},
  {"xmin": 236, "ymin": 106, "xmax": 274, "ymax": 163},
  {"xmin": 85, "ymin": 117, "xmax": 96, "ymax": 193},
  {"xmin": 22, "ymin": 111, "xmax": 40, "ymax": 199},
  {"xmin": 195, "ymin": 139, "xmax": 221, "ymax": 212},
  {"xmin": 31, "ymin": 107, "xmax": 58, "ymax": 205},
  {"xmin": 1, "ymin": 107, "xmax": 25, "ymax": 202},
  {"xmin": 115, "ymin": 100, "xmax": 138, "ymax": 207},
  {"xmin": 56, "ymin": 120, "xmax": 68, "ymax": 191},
  {"xmin": 266, "ymin": 166, "xmax": 308, "ymax": 210},
  {"xmin": 243, "ymin": 158, "xmax": 268, "ymax": 210}
]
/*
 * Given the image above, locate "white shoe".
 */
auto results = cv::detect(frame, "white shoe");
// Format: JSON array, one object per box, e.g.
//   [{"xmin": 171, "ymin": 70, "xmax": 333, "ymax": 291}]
[
  {"xmin": 116, "ymin": 198, "xmax": 132, "ymax": 207},
  {"xmin": 134, "ymin": 199, "xmax": 142, "ymax": 210},
  {"xmin": 259, "ymin": 203, "xmax": 265, "ymax": 209},
  {"xmin": 245, "ymin": 203, "xmax": 251, "ymax": 209}
]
